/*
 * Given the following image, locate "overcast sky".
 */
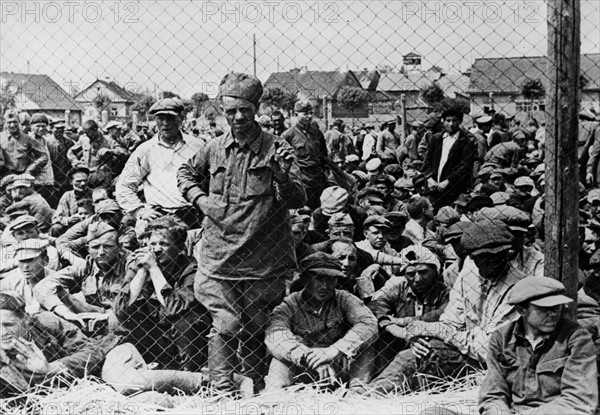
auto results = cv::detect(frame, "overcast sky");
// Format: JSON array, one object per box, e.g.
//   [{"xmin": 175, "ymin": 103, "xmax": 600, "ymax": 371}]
[{"xmin": 1, "ymin": 0, "xmax": 598, "ymax": 98}]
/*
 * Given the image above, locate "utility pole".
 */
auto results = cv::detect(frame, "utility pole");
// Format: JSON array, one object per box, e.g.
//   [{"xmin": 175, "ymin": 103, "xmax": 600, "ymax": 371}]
[
  {"xmin": 253, "ymin": 33, "xmax": 257, "ymax": 77},
  {"xmin": 545, "ymin": 0, "xmax": 580, "ymax": 319}
]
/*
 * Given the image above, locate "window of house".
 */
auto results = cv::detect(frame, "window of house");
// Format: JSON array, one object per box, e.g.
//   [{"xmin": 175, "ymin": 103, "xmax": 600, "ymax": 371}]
[{"xmin": 111, "ymin": 107, "xmax": 118, "ymax": 117}]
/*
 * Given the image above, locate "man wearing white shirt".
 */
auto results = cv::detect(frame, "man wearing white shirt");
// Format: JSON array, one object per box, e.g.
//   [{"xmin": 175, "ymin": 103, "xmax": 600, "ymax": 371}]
[
  {"xmin": 422, "ymin": 107, "xmax": 475, "ymax": 210},
  {"xmin": 115, "ymin": 98, "xmax": 206, "ymax": 231}
]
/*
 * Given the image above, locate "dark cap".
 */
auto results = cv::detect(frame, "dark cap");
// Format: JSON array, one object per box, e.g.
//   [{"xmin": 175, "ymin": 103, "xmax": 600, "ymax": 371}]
[
  {"xmin": 444, "ymin": 221, "xmax": 472, "ymax": 243},
  {"xmin": 149, "ymin": 98, "xmax": 185, "ymax": 116},
  {"xmin": 384, "ymin": 164, "xmax": 404, "ymax": 177},
  {"xmin": 466, "ymin": 195, "xmax": 494, "ymax": 213},
  {"xmin": 219, "ymin": 72, "xmax": 264, "ymax": 106},
  {"xmin": 30, "ymin": 113, "xmax": 49, "ymax": 125},
  {"xmin": 0, "ymin": 291, "xmax": 26, "ymax": 312},
  {"xmin": 384, "ymin": 212, "xmax": 409, "ymax": 228},
  {"xmin": 461, "ymin": 220, "xmax": 514, "ymax": 255},
  {"xmin": 357, "ymin": 187, "xmax": 385, "ymax": 203},
  {"xmin": 434, "ymin": 206, "xmax": 460, "ymax": 225},
  {"xmin": 294, "ymin": 100, "xmax": 313, "ymax": 113},
  {"xmin": 363, "ymin": 215, "xmax": 391, "ymax": 229},
  {"xmin": 473, "ymin": 206, "xmax": 531, "ymax": 233},
  {"xmin": 94, "ymin": 199, "xmax": 121, "ymax": 214},
  {"xmin": 300, "ymin": 252, "xmax": 345, "ymax": 280},
  {"xmin": 453, "ymin": 193, "xmax": 471, "ymax": 207},
  {"xmin": 68, "ymin": 166, "xmax": 91, "ymax": 178},
  {"xmin": 508, "ymin": 276, "xmax": 573, "ymax": 307}
]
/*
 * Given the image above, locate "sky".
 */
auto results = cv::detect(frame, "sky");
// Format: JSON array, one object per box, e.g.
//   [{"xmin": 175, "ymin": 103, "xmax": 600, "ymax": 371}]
[{"xmin": 1, "ymin": 0, "xmax": 599, "ymax": 98}]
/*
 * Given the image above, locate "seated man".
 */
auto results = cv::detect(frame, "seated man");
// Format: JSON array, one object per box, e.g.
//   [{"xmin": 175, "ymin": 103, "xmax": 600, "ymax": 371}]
[
  {"xmin": 366, "ymin": 220, "xmax": 525, "ymax": 394},
  {"xmin": 6, "ymin": 174, "xmax": 53, "ymax": 232},
  {"xmin": 50, "ymin": 167, "xmax": 92, "ymax": 237},
  {"xmin": 35, "ymin": 222, "xmax": 127, "ymax": 327},
  {"xmin": 356, "ymin": 215, "xmax": 401, "ymax": 275},
  {"xmin": 264, "ymin": 253, "xmax": 377, "ymax": 391},
  {"xmin": 0, "ymin": 291, "xmax": 104, "ymax": 398},
  {"xmin": 112, "ymin": 216, "xmax": 212, "ymax": 371},
  {"xmin": 479, "ymin": 276, "xmax": 598, "ymax": 415},
  {"xmin": 367, "ymin": 245, "xmax": 449, "ymax": 376}
]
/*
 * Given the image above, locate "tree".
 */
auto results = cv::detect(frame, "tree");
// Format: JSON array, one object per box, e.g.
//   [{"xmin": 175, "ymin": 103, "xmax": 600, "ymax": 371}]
[
  {"xmin": 421, "ymin": 83, "xmax": 445, "ymax": 108},
  {"xmin": 0, "ymin": 81, "xmax": 17, "ymax": 117},
  {"xmin": 160, "ymin": 91, "xmax": 180, "ymax": 99},
  {"xmin": 337, "ymin": 86, "xmax": 369, "ymax": 124},
  {"xmin": 131, "ymin": 94, "xmax": 156, "ymax": 121},
  {"xmin": 93, "ymin": 93, "xmax": 112, "ymax": 119},
  {"xmin": 190, "ymin": 92, "xmax": 210, "ymax": 118},
  {"xmin": 521, "ymin": 78, "xmax": 546, "ymax": 117},
  {"xmin": 280, "ymin": 91, "xmax": 298, "ymax": 117},
  {"xmin": 260, "ymin": 87, "xmax": 297, "ymax": 117}
]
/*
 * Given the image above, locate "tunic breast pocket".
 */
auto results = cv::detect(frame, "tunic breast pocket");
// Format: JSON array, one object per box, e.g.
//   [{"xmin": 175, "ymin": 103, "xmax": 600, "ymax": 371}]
[
  {"xmin": 246, "ymin": 165, "xmax": 272, "ymax": 197},
  {"xmin": 294, "ymin": 143, "xmax": 307, "ymax": 158},
  {"xmin": 209, "ymin": 165, "xmax": 227, "ymax": 195},
  {"xmin": 536, "ymin": 356, "xmax": 567, "ymax": 396},
  {"xmin": 13, "ymin": 143, "xmax": 29, "ymax": 159}
]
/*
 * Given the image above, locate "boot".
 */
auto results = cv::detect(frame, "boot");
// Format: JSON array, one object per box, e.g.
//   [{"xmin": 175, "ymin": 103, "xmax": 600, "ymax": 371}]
[
  {"xmin": 117, "ymin": 370, "xmax": 207, "ymax": 395},
  {"xmin": 208, "ymin": 334, "xmax": 238, "ymax": 394}
]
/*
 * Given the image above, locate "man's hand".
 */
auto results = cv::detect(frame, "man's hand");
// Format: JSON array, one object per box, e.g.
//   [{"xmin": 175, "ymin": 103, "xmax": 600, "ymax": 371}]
[
  {"xmin": 67, "ymin": 215, "xmax": 83, "ymax": 225},
  {"xmin": 587, "ymin": 172, "xmax": 595, "ymax": 186},
  {"xmin": 437, "ymin": 180, "xmax": 449, "ymax": 191},
  {"xmin": 136, "ymin": 207, "xmax": 160, "ymax": 221},
  {"xmin": 271, "ymin": 143, "xmax": 295, "ymax": 183},
  {"xmin": 393, "ymin": 317, "xmax": 414, "ymax": 327},
  {"xmin": 315, "ymin": 363, "xmax": 337, "ymax": 382},
  {"xmin": 410, "ymin": 338, "xmax": 432, "ymax": 360},
  {"xmin": 133, "ymin": 249, "xmax": 158, "ymax": 270},
  {"xmin": 9, "ymin": 338, "xmax": 52, "ymax": 374},
  {"xmin": 305, "ymin": 347, "xmax": 340, "ymax": 370}
]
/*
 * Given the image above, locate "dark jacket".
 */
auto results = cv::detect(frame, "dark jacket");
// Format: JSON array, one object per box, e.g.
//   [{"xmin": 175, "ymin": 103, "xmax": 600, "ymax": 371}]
[
  {"xmin": 422, "ymin": 129, "xmax": 475, "ymax": 196},
  {"xmin": 479, "ymin": 317, "xmax": 598, "ymax": 415}
]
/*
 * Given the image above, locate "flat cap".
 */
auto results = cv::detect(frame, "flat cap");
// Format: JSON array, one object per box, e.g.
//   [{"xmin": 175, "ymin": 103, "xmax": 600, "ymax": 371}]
[
  {"xmin": 351, "ymin": 170, "xmax": 368, "ymax": 182},
  {"xmin": 15, "ymin": 238, "xmax": 49, "ymax": 261},
  {"xmin": 384, "ymin": 164, "xmax": 403, "ymax": 177},
  {"xmin": 365, "ymin": 158, "xmax": 382, "ymax": 172},
  {"xmin": 474, "ymin": 206, "xmax": 531, "ymax": 232},
  {"xmin": 514, "ymin": 176, "xmax": 535, "ymax": 188},
  {"xmin": 475, "ymin": 115, "xmax": 492, "ymax": 124},
  {"xmin": 491, "ymin": 191, "xmax": 511, "ymax": 206},
  {"xmin": 30, "ymin": 114, "xmax": 49, "ymax": 125},
  {"xmin": 384, "ymin": 211, "xmax": 408, "ymax": 228},
  {"xmin": 320, "ymin": 186, "xmax": 349, "ymax": 215},
  {"xmin": 328, "ymin": 212, "xmax": 354, "ymax": 227},
  {"xmin": 466, "ymin": 195, "xmax": 494, "ymax": 212},
  {"xmin": 508, "ymin": 276, "xmax": 573, "ymax": 307},
  {"xmin": 0, "ymin": 292, "xmax": 26, "ymax": 312},
  {"xmin": 294, "ymin": 100, "xmax": 313, "ymax": 113},
  {"xmin": 68, "ymin": 166, "xmax": 91, "ymax": 178},
  {"xmin": 444, "ymin": 221, "xmax": 472, "ymax": 243},
  {"xmin": 50, "ymin": 119, "xmax": 66, "ymax": 128},
  {"xmin": 394, "ymin": 178, "xmax": 414, "ymax": 190},
  {"xmin": 7, "ymin": 174, "xmax": 36, "ymax": 190},
  {"xmin": 363, "ymin": 215, "xmax": 391, "ymax": 229},
  {"xmin": 291, "ymin": 212, "xmax": 310, "ymax": 225},
  {"xmin": 434, "ymin": 206, "xmax": 460, "ymax": 225},
  {"xmin": 410, "ymin": 121, "xmax": 424, "ymax": 128},
  {"xmin": 219, "ymin": 72, "xmax": 263, "ymax": 106},
  {"xmin": 357, "ymin": 187, "xmax": 385, "ymax": 202},
  {"xmin": 345, "ymin": 154, "xmax": 360, "ymax": 163},
  {"xmin": 399, "ymin": 245, "xmax": 441, "ymax": 273},
  {"xmin": 588, "ymin": 189, "xmax": 600, "ymax": 203},
  {"xmin": 412, "ymin": 173, "xmax": 427, "ymax": 186},
  {"xmin": 149, "ymin": 98, "xmax": 185, "ymax": 116},
  {"xmin": 104, "ymin": 120, "xmax": 122, "ymax": 131},
  {"xmin": 372, "ymin": 174, "xmax": 394, "ymax": 187},
  {"xmin": 8, "ymin": 215, "xmax": 38, "ymax": 232},
  {"xmin": 5, "ymin": 201, "xmax": 31, "ymax": 218},
  {"xmin": 461, "ymin": 220, "xmax": 514, "ymax": 255},
  {"xmin": 489, "ymin": 169, "xmax": 505, "ymax": 179},
  {"xmin": 1, "ymin": 174, "xmax": 16, "ymax": 189},
  {"xmin": 94, "ymin": 199, "xmax": 121, "ymax": 214},
  {"xmin": 300, "ymin": 252, "xmax": 344, "ymax": 280}
]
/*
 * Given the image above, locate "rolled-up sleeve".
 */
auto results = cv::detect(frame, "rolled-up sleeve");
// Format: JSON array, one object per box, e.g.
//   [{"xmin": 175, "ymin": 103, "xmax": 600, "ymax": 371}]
[
  {"xmin": 115, "ymin": 149, "xmax": 149, "ymax": 213},
  {"xmin": 34, "ymin": 265, "xmax": 85, "ymax": 311},
  {"xmin": 265, "ymin": 298, "xmax": 307, "ymax": 362},
  {"xmin": 177, "ymin": 146, "xmax": 210, "ymax": 210},
  {"xmin": 332, "ymin": 291, "xmax": 378, "ymax": 358}
]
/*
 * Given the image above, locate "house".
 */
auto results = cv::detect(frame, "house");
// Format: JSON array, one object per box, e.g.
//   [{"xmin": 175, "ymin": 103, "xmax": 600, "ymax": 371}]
[
  {"xmin": 467, "ymin": 54, "xmax": 600, "ymax": 117},
  {"xmin": 263, "ymin": 69, "xmax": 369, "ymax": 119},
  {"xmin": 75, "ymin": 79, "xmax": 143, "ymax": 124},
  {"xmin": 0, "ymin": 72, "xmax": 83, "ymax": 125}
]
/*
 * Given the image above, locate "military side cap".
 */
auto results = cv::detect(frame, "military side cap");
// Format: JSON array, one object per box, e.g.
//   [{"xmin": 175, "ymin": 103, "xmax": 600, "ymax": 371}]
[
  {"xmin": 365, "ymin": 158, "xmax": 382, "ymax": 172},
  {"xmin": 87, "ymin": 221, "xmax": 118, "ymax": 242},
  {"xmin": 461, "ymin": 220, "xmax": 514, "ymax": 255},
  {"xmin": 94, "ymin": 199, "xmax": 121, "ymax": 214},
  {"xmin": 30, "ymin": 114, "xmax": 49, "ymax": 125},
  {"xmin": 399, "ymin": 245, "xmax": 441, "ymax": 273},
  {"xmin": 320, "ymin": 186, "xmax": 349, "ymax": 215},
  {"xmin": 149, "ymin": 98, "xmax": 185, "ymax": 116},
  {"xmin": 8, "ymin": 215, "xmax": 38, "ymax": 232},
  {"xmin": 363, "ymin": 215, "xmax": 391, "ymax": 229},
  {"xmin": 300, "ymin": 252, "xmax": 344, "ymax": 279},
  {"xmin": 434, "ymin": 206, "xmax": 459, "ymax": 225},
  {"xmin": 357, "ymin": 187, "xmax": 385, "ymax": 202},
  {"xmin": 15, "ymin": 238, "xmax": 49, "ymax": 260},
  {"xmin": 474, "ymin": 206, "xmax": 531, "ymax": 232},
  {"xmin": 508, "ymin": 276, "xmax": 573, "ymax": 307},
  {"xmin": 294, "ymin": 100, "xmax": 313, "ymax": 113},
  {"xmin": 219, "ymin": 72, "xmax": 263, "ymax": 106},
  {"xmin": 328, "ymin": 213, "xmax": 354, "ymax": 227}
]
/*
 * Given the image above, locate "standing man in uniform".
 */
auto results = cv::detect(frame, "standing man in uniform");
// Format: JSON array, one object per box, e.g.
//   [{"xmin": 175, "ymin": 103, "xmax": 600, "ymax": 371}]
[
  {"xmin": 177, "ymin": 72, "xmax": 306, "ymax": 395},
  {"xmin": 281, "ymin": 101, "xmax": 330, "ymax": 209}
]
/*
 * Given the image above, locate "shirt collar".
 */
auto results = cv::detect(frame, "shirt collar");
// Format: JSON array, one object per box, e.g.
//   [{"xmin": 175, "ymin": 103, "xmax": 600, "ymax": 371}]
[
  {"xmin": 510, "ymin": 317, "xmax": 554, "ymax": 347},
  {"xmin": 157, "ymin": 131, "xmax": 185, "ymax": 149},
  {"xmin": 222, "ymin": 124, "xmax": 263, "ymax": 154},
  {"xmin": 443, "ymin": 130, "xmax": 460, "ymax": 140},
  {"xmin": 407, "ymin": 282, "xmax": 445, "ymax": 305}
]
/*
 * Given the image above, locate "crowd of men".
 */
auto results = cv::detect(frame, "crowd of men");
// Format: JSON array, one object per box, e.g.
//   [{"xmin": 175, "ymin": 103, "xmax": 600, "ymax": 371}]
[{"xmin": 1, "ymin": 71, "xmax": 600, "ymax": 414}]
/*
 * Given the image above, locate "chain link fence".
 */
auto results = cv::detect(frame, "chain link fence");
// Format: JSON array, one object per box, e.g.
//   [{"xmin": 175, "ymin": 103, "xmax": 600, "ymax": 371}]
[{"xmin": 1, "ymin": 0, "xmax": 600, "ymax": 412}]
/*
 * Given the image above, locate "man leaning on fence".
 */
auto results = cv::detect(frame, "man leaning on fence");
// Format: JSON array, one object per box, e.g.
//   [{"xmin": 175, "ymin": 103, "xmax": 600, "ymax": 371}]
[{"xmin": 177, "ymin": 72, "xmax": 306, "ymax": 396}]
